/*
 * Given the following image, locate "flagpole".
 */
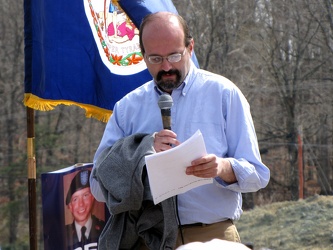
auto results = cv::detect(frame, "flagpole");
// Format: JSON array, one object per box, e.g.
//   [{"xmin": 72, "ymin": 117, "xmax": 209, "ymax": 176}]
[{"xmin": 27, "ymin": 107, "xmax": 37, "ymax": 250}]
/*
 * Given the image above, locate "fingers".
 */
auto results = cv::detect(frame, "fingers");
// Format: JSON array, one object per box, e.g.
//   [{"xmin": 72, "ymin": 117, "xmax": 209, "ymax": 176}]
[
  {"xmin": 186, "ymin": 154, "xmax": 219, "ymax": 177},
  {"xmin": 186, "ymin": 165, "xmax": 218, "ymax": 178},
  {"xmin": 191, "ymin": 154, "xmax": 215, "ymax": 166},
  {"xmin": 154, "ymin": 129, "xmax": 180, "ymax": 152},
  {"xmin": 186, "ymin": 156, "xmax": 236, "ymax": 183}
]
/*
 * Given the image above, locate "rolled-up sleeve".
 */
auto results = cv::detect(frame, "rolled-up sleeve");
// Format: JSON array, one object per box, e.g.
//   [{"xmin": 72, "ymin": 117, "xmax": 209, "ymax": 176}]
[{"xmin": 214, "ymin": 87, "xmax": 270, "ymax": 192}]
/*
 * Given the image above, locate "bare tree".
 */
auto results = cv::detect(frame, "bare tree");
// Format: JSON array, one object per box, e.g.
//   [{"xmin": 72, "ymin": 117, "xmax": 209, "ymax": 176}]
[
  {"xmin": 0, "ymin": 0, "xmax": 27, "ymax": 246},
  {"xmin": 249, "ymin": 0, "xmax": 333, "ymax": 199}
]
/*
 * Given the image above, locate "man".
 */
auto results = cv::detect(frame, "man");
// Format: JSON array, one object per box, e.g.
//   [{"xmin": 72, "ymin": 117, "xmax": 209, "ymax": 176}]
[
  {"xmin": 90, "ymin": 11, "xmax": 270, "ymax": 248},
  {"xmin": 66, "ymin": 169, "xmax": 105, "ymax": 250}
]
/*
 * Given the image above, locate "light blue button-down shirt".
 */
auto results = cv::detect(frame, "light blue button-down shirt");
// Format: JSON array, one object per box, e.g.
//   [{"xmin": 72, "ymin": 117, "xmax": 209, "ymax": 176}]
[{"xmin": 90, "ymin": 62, "xmax": 270, "ymax": 224}]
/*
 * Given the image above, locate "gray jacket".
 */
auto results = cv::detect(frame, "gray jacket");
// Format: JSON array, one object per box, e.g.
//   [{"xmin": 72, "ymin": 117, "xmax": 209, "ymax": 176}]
[{"xmin": 93, "ymin": 133, "xmax": 178, "ymax": 249}]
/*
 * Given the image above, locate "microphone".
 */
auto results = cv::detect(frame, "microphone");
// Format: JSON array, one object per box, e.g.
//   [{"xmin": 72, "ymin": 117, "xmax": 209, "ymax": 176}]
[{"xmin": 158, "ymin": 93, "xmax": 173, "ymax": 130}]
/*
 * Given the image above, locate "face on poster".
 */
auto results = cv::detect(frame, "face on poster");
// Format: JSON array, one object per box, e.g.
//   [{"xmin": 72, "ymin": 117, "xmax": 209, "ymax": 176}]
[{"xmin": 64, "ymin": 167, "xmax": 106, "ymax": 249}]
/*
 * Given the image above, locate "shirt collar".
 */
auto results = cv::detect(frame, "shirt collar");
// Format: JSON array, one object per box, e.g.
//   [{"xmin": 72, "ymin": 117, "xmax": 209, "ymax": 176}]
[
  {"xmin": 182, "ymin": 61, "xmax": 196, "ymax": 96},
  {"xmin": 74, "ymin": 216, "xmax": 93, "ymax": 240}
]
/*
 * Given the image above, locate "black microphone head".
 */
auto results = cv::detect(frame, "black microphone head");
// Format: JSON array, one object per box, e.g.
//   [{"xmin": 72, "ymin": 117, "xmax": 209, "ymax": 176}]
[{"xmin": 158, "ymin": 93, "xmax": 173, "ymax": 109}]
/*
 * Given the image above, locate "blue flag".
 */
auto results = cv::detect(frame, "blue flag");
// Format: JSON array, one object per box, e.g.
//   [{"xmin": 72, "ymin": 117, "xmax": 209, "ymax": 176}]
[{"xmin": 24, "ymin": 0, "xmax": 184, "ymax": 122}]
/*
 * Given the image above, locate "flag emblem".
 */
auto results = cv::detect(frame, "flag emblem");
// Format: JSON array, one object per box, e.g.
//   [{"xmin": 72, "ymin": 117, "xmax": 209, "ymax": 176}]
[{"xmin": 84, "ymin": 0, "xmax": 146, "ymax": 75}]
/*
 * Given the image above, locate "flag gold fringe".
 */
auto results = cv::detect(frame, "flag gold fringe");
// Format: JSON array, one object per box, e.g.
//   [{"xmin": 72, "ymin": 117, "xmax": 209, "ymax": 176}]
[{"xmin": 24, "ymin": 93, "xmax": 112, "ymax": 123}]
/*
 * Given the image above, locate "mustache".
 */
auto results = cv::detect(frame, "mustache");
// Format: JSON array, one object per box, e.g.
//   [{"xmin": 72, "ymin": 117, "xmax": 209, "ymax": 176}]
[{"xmin": 156, "ymin": 69, "xmax": 180, "ymax": 80}]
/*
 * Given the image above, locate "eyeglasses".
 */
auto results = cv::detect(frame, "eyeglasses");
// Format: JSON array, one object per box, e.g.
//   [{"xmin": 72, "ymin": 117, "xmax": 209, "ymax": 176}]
[{"xmin": 146, "ymin": 48, "xmax": 186, "ymax": 65}]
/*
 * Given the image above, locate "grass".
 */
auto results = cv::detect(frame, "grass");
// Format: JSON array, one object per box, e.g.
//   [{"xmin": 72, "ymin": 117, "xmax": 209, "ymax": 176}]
[{"xmin": 236, "ymin": 195, "xmax": 333, "ymax": 250}]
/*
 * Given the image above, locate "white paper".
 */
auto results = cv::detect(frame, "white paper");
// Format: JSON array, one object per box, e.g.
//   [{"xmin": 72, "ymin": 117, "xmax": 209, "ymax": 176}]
[{"xmin": 145, "ymin": 130, "xmax": 213, "ymax": 204}]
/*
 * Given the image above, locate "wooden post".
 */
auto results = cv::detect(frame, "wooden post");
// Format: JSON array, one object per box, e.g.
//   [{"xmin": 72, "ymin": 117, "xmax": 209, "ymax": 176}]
[{"xmin": 27, "ymin": 107, "xmax": 37, "ymax": 250}]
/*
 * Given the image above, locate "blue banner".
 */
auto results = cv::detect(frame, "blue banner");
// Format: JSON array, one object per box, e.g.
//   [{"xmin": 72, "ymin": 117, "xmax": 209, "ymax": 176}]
[{"xmin": 24, "ymin": 0, "xmax": 182, "ymax": 122}]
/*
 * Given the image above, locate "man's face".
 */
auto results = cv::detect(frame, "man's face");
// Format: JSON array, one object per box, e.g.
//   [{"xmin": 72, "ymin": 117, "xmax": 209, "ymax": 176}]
[
  {"xmin": 142, "ymin": 15, "xmax": 193, "ymax": 93},
  {"xmin": 68, "ymin": 187, "xmax": 94, "ymax": 225}
]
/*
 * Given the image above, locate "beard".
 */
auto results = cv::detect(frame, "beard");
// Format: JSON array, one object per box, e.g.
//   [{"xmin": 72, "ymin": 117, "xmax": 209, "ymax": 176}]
[{"xmin": 155, "ymin": 69, "xmax": 182, "ymax": 92}]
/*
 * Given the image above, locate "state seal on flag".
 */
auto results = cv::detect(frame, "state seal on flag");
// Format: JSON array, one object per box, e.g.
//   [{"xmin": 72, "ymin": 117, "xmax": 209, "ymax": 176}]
[{"xmin": 84, "ymin": 0, "xmax": 146, "ymax": 75}]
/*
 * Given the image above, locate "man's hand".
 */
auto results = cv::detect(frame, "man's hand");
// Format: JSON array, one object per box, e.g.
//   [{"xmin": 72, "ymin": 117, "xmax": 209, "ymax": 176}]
[
  {"xmin": 186, "ymin": 154, "xmax": 237, "ymax": 184},
  {"xmin": 154, "ymin": 129, "xmax": 180, "ymax": 152}
]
